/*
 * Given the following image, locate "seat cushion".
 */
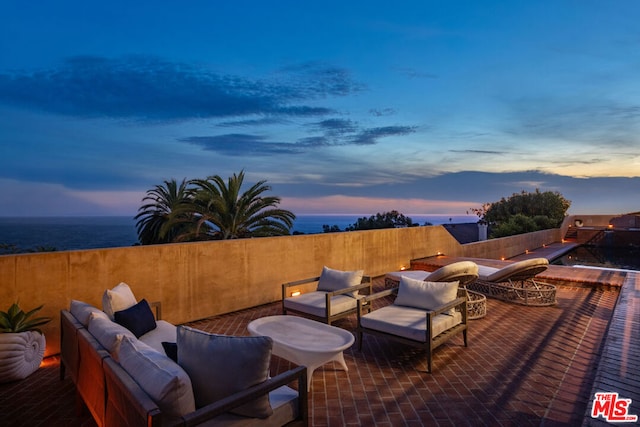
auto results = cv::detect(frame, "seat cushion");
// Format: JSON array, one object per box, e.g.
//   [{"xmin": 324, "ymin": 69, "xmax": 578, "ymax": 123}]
[
  {"xmin": 316, "ymin": 266, "xmax": 364, "ymax": 297},
  {"xmin": 395, "ymin": 277, "xmax": 459, "ymax": 315},
  {"xmin": 283, "ymin": 291, "xmax": 357, "ymax": 318},
  {"xmin": 177, "ymin": 326, "xmax": 274, "ymax": 418},
  {"xmin": 113, "ymin": 335, "xmax": 195, "ymax": 418},
  {"xmin": 139, "ymin": 320, "xmax": 177, "ymax": 354},
  {"xmin": 361, "ymin": 305, "xmax": 462, "ymax": 342}
]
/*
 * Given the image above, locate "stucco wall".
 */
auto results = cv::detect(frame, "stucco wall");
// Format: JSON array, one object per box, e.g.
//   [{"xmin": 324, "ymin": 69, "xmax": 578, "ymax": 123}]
[{"xmin": 0, "ymin": 223, "xmax": 561, "ymax": 356}]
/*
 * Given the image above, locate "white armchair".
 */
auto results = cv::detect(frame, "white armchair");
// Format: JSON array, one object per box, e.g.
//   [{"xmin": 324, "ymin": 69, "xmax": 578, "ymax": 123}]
[
  {"xmin": 282, "ymin": 266, "xmax": 372, "ymax": 325},
  {"xmin": 357, "ymin": 276, "xmax": 468, "ymax": 372}
]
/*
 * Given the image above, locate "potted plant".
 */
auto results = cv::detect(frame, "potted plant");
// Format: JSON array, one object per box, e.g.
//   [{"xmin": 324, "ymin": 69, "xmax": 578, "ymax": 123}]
[{"xmin": 0, "ymin": 302, "xmax": 51, "ymax": 383}]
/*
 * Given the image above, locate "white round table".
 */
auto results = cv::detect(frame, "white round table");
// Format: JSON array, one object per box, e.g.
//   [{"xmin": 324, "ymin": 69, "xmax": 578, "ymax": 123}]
[{"xmin": 247, "ymin": 315, "xmax": 355, "ymax": 391}]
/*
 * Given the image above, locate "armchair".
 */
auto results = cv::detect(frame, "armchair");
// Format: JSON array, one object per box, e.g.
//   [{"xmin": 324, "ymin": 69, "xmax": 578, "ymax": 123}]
[
  {"xmin": 357, "ymin": 276, "xmax": 468, "ymax": 372},
  {"xmin": 282, "ymin": 266, "xmax": 372, "ymax": 325}
]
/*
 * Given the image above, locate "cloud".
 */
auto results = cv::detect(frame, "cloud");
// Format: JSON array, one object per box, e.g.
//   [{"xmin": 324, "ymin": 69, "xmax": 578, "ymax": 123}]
[
  {"xmin": 180, "ymin": 134, "xmax": 304, "ymax": 155},
  {"xmin": 0, "ymin": 55, "xmax": 361, "ymax": 121},
  {"xmin": 179, "ymin": 121, "xmax": 418, "ymax": 156}
]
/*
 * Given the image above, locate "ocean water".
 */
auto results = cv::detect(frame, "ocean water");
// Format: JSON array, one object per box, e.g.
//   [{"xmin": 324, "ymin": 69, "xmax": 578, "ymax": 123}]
[{"xmin": 0, "ymin": 214, "xmax": 476, "ymax": 252}]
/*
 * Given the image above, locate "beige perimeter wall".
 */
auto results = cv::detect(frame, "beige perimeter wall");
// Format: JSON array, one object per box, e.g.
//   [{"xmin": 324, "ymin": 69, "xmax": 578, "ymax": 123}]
[{"xmin": 0, "ymin": 221, "xmax": 569, "ymax": 356}]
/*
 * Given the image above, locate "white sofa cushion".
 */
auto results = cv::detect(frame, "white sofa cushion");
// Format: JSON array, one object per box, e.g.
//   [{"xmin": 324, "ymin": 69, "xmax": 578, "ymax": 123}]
[
  {"xmin": 70, "ymin": 300, "xmax": 106, "ymax": 327},
  {"xmin": 360, "ymin": 305, "xmax": 462, "ymax": 342},
  {"xmin": 283, "ymin": 292, "xmax": 357, "ymax": 318},
  {"xmin": 113, "ymin": 335, "xmax": 196, "ymax": 418},
  {"xmin": 87, "ymin": 312, "xmax": 135, "ymax": 352},
  {"xmin": 395, "ymin": 277, "xmax": 459, "ymax": 315},
  {"xmin": 316, "ymin": 266, "xmax": 364, "ymax": 297},
  {"xmin": 139, "ymin": 320, "xmax": 178, "ymax": 354},
  {"xmin": 102, "ymin": 282, "xmax": 137, "ymax": 320},
  {"xmin": 177, "ymin": 326, "xmax": 274, "ymax": 418}
]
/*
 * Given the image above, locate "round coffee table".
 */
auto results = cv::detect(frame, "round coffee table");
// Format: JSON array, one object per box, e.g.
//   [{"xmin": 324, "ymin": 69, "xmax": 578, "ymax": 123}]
[{"xmin": 247, "ymin": 315, "xmax": 355, "ymax": 391}]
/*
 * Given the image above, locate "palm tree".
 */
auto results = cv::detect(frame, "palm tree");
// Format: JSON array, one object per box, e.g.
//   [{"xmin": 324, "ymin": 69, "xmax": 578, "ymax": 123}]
[
  {"xmin": 183, "ymin": 171, "xmax": 296, "ymax": 240},
  {"xmin": 134, "ymin": 178, "xmax": 199, "ymax": 244}
]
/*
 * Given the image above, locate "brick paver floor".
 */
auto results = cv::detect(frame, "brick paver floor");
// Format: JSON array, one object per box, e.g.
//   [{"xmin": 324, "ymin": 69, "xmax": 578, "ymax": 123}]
[{"xmin": 0, "ymin": 278, "xmax": 620, "ymax": 426}]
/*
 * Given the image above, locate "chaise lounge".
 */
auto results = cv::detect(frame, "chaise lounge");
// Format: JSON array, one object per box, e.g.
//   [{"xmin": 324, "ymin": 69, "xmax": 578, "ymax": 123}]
[{"xmin": 467, "ymin": 257, "xmax": 557, "ymax": 306}]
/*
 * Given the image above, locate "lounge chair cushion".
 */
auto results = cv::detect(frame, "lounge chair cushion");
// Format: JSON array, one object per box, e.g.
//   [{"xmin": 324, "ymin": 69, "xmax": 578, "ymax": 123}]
[
  {"xmin": 88, "ymin": 312, "xmax": 135, "ymax": 352},
  {"xmin": 177, "ymin": 326, "xmax": 274, "ymax": 419},
  {"xmin": 395, "ymin": 277, "xmax": 459, "ymax": 315},
  {"xmin": 316, "ymin": 266, "xmax": 364, "ymax": 297},
  {"xmin": 70, "ymin": 300, "xmax": 105, "ymax": 327},
  {"xmin": 283, "ymin": 292, "xmax": 358, "ymax": 318},
  {"xmin": 425, "ymin": 261, "xmax": 479, "ymax": 286},
  {"xmin": 113, "ymin": 335, "xmax": 196, "ymax": 419},
  {"xmin": 360, "ymin": 305, "xmax": 462, "ymax": 341},
  {"xmin": 102, "ymin": 282, "xmax": 137, "ymax": 320},
  {"xmin": 478, "ymin": 258, "xmax": 549, "ymax": 282},
  {"xmin": 114, "ymin": 299, "xmax": 157, "ymax": 338}
]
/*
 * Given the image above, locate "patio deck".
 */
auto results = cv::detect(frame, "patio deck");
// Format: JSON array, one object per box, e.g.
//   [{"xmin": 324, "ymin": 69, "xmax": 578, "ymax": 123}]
[{"xmin": 1, "ymin": 264, "xmax": 638, "ymax": 426}]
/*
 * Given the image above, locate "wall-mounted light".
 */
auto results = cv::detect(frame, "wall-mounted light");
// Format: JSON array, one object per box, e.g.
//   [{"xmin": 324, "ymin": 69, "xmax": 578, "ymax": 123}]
[
  {"xmin": 290, "ymin": 290, "xmax": 301, "ymax": 297},
  {"xmin": 400, "ymin": 266, "xmax": 407, "ymax": 271}
]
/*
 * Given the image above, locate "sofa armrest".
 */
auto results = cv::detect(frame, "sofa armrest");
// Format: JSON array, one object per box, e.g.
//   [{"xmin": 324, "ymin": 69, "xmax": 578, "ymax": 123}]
[{"xmin": 180, "ymin": 365, "xmax": 308, "ymax": 426}]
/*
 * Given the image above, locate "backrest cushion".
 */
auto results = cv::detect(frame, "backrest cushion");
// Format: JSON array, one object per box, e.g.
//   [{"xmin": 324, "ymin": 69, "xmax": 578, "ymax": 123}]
[
  {"xmin": 113, "ymin": 335, "xmax": 196, "ymax": 418},
  {"xmin": 395, "ymin": 277, "xmax": 459, "ymax": 314},
  {"xmin": 177, "ymin": 325, "xmax": 274, "ymax": 418},
  {"xmin": 87, "ymin": 312, "xmax": 135, "ymax": 352},
  {"xmin": 114, "ymin": 299, "xmax": 157, "ymax": 338},
  {"xmin": 102, "ymin": 282, "xmax": 137, "ymax": 320},
  {"xmin": 70, "ymin": 300, "xmax": 106, "ymax": 327},
  {"xmin": 316, "ymin": 266, "xmax": 364, "ymax": 297}
]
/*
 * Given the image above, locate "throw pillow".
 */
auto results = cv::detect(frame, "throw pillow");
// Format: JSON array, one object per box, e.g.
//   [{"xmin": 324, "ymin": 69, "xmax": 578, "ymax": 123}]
[
  {"xmin": 162, "ymin": 342, "xmax": 178, "ymax": 362},
  {"xmin": 177, "ymin": 325, "xmax": 274, "ymax": 418},
  {"xmin": 70, "ymin": 300, "xmax": 106, "ymax": 327},
  {"xmin": 395, "ymin": 277, "xmax": 459, "ymax": 315},
  {"xmin": 113, "ymin": 335, "xmax": 195, "ymax": 418},
  {"xmin": 316, "ymin": 266, "xmax": 364, "ymax": 297},
  {"xmin": 87, "ymin": 312, "xmax": 135, "ymax": 352},
  {"xmin": 102, "ymin": 282, "xmax": 137, "ymax": 320},
  {"xmin": 114, "ymin": 299, "xmax": 157, "ymax": 338}
]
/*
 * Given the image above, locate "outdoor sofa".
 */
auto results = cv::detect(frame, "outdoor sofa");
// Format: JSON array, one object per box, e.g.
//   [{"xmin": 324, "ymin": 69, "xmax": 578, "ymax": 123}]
[{"xmin": 60, "ymin": 282, "xmax": 308, "ymax": 427}]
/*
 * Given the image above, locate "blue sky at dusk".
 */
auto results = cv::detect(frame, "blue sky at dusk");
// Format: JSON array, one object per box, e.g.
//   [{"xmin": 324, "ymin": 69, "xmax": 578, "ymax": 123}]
[{"xmin": 1, "ymin": 1, "xmax": 639, "ymax": 217}]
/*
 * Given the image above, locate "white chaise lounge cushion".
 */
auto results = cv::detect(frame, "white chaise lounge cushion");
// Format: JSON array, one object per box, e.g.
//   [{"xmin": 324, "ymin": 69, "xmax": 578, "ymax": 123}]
[
  {"xmin": 478, "ymin": 258, "xmax": 549, "ymax": 282},
  {"xmin": 102, "ymin": 282, "xmax": 137, "ymax": 320},
  {"xmin": 395, "ymin": 277, "xmax": 459, "ymax": 315},
  {"xmin": 113, "ymin": 335, "xmax": 196, "ymax": 419},
  {"xmin": 283, "ymin": 292, "xmax": 358, "ymax": 318},
  {"xmin": 316, "ymin": 266, "xmax": 364, "ymax": 297},
  {"xmin": 360, "ymin": 305, "xmax": 462, "ymax": 342}
]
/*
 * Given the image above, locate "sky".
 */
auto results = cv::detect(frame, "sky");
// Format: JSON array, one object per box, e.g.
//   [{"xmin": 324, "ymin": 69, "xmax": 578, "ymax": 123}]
[{"xmin": 1, "ymin": 1, "xmax": 639, "ymax": 218}]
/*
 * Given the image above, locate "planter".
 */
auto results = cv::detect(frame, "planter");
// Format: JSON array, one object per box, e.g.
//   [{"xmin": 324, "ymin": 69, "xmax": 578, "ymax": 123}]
[{"xmin": 0, "ymin": 331, "xmax": 46, "ymax": 383}]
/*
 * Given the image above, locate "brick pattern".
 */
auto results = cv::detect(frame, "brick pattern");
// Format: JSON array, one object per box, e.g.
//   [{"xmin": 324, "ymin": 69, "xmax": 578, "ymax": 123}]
[{"xmin": 0, "ymin": 277, "xmax": 624, "ymax": 426}]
